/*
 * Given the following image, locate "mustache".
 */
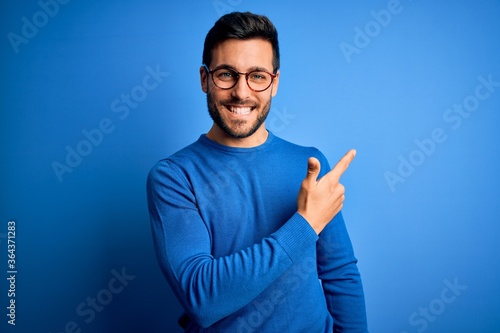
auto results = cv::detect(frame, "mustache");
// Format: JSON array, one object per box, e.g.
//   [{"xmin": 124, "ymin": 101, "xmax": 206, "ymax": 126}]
[{"xmin": 221, "ymin": 97, "xmax": 258, "ymax": 107}]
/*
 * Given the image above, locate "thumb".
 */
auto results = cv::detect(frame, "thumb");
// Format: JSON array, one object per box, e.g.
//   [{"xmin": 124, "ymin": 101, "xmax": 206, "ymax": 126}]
[{"xmin": 305, "ymin": 157, "xmax": 321, "ymax": 182}]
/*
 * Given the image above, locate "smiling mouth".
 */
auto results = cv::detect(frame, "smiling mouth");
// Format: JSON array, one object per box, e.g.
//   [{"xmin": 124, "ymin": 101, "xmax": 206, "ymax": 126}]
[{"xmin": 226, "ymin": 105, "xmax": 255, "ymax": 115}]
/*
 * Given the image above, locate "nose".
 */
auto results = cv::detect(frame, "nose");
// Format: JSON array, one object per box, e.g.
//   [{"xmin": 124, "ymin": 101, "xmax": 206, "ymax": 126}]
[{"xmin": 231, "ymin": 75, "xmax": 251, "ymax": 100}]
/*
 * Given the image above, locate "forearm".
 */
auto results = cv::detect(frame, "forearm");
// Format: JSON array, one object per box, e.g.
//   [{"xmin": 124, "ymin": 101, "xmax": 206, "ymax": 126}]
[{"xmin": 150, "ymin": 202, "xmax": 317, "ymax": 327}]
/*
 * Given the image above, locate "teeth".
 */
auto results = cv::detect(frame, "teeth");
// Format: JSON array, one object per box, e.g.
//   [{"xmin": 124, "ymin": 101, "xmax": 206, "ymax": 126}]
[{"xmin": 229, "ymin": 106, "xmax": 252, "ymax": 115}]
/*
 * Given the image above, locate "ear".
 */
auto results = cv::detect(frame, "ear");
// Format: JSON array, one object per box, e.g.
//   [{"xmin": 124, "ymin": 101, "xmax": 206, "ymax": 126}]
[
  {"xmin": 271, "ymin": 70, "xmax": 280, "ymax": 97},
  {"xmin": 200, "ymin": 66, "xmax": 208, "ymax": 93}
]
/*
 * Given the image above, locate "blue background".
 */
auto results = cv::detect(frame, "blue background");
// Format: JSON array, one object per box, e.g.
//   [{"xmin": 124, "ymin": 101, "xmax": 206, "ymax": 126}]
[{"xmin": 2, "ymin": 1, "xmax": 500, "ymax": 332}]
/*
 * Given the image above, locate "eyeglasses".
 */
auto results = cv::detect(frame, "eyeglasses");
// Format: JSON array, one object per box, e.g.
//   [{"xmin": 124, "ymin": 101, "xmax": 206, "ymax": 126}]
[{"xmin": 203, "ymin": 65, "xmax": 277, "ymax": 92}]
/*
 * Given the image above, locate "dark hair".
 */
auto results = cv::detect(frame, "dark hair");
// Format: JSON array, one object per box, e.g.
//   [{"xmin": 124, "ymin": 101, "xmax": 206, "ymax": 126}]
[{"xmin": 202, "ymin": 12, "xmax": 280, "ymax": 72}]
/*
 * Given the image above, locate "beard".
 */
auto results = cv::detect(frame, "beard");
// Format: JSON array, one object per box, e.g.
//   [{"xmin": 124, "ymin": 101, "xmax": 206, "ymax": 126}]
[{"xmin": 206, "ymin": 91, "xmax": 272, "ymax": 139}]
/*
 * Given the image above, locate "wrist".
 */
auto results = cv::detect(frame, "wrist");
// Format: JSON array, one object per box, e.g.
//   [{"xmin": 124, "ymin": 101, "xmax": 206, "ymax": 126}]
[{"xmin": 296, "ymin": 211, "xmax": 323, "ymax": 235}]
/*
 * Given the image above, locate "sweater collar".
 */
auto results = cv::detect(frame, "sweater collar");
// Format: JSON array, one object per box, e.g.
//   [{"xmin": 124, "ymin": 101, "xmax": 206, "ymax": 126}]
[{"xmin": 199, "ymin": 131, "xmax": 275, "ymax": 153}]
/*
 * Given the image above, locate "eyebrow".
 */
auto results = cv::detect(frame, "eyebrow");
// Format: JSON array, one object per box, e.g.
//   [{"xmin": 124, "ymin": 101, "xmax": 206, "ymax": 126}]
[{"xmin": 211, "ymin": 64, "xmax": 272, "ymax": 73}]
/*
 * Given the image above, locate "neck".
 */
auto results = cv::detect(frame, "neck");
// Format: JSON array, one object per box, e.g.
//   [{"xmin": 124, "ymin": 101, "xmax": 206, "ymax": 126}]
[{"xmin": 206, "ymin": 124, "xmax": 269, "ymax": 148}]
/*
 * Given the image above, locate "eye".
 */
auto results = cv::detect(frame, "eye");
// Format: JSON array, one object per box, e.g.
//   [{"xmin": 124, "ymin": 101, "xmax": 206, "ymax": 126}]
[
  {"xmin": 215, "ymin": 70, "xmax": 236, "ymax": 81},
  {"xmin": 249, "ymin": 72, "xmax": 269, "ymax": 81}
]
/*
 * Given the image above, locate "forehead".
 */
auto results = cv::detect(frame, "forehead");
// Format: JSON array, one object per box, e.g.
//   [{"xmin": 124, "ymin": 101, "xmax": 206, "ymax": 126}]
[{"xmin": 211, "ymin": 38, "xmax": 274, "ymax": 71}]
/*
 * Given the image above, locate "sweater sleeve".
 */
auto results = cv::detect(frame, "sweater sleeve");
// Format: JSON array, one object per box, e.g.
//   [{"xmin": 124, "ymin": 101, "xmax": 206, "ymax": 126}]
[
  {"xmin": 146, "ymin": 160, "xmax": 318, "ymax": 328},
  {"xmin": 315, "ymin": 156, "xmax": 369, "ymax": 332},
  {"xmin": 317, "ymin": 212, "xmax": 368, "ymax": 332}
]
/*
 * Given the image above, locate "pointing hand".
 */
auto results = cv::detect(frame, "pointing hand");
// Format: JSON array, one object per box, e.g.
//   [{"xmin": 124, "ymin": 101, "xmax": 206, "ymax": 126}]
[{"xmin": 297, "ymin": 149, "xmax": 356, "ymax": 234}]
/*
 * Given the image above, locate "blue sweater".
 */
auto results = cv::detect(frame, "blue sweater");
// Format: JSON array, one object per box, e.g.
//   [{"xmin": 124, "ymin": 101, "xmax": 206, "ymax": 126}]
[{"xmin": 147, "ymin": 132, "xmax": 368, "ymax": 332}]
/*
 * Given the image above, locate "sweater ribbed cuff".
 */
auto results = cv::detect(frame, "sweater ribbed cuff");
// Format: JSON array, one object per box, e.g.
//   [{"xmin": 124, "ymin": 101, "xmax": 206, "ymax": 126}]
[{"xmin": 272, "ymin": 212, "xmax": 319, "ymax": 263}]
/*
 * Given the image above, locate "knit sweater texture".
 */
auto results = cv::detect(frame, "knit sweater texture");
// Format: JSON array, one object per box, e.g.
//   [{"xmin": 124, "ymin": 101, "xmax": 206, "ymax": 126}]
[{"xmin": 147, "ymin": 132, "xmax": 368, "ymax": 332}]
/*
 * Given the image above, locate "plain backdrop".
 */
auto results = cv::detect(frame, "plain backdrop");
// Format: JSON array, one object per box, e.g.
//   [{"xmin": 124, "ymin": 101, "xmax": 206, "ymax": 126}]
[{"xmin": 2, "ymin": 1, "xmax": 500, "ymax": 332}]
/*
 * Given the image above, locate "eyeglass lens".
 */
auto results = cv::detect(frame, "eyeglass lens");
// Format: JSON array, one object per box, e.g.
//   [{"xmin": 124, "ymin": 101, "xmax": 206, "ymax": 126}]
[{"xmin": 212, "ymin": 68, "xmax": 273, "ymax": 91}]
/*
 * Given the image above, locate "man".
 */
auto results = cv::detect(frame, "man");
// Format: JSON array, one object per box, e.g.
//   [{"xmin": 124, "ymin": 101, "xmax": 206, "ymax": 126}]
[{"xmin": 147, "ymin": 11, "xmax": 368, "ymax": 332}]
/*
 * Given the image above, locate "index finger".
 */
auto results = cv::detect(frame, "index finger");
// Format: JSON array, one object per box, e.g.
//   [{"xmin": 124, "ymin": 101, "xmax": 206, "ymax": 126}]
[{"xmin": 327, "ymin": 149, "xmax": 356, "ymax": 183}]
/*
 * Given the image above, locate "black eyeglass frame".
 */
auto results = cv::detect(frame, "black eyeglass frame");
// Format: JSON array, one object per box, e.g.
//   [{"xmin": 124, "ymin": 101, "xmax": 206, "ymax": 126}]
[{"xmin": 203, "ymin": 64, "xmax": 278, "ymax": 92}]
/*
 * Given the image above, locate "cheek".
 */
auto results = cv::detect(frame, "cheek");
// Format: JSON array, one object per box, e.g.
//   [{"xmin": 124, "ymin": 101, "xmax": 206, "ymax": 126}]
[
  {"xmin": 211, "ymin": 90, "xmax": 233, "ymax": 105},
  {"xmin": 208, "ymin": 90, "xmax": 225, "ymax": 110},
  {"xmin": 257, "ymin": 93, "xmax": 272, "ymax": 107}
]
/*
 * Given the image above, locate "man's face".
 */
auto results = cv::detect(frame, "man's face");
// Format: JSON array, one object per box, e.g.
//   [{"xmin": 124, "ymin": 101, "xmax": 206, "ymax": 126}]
[{"xmin": 200, "ymin": 38, "xmax": 279, "ymax": 141}]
